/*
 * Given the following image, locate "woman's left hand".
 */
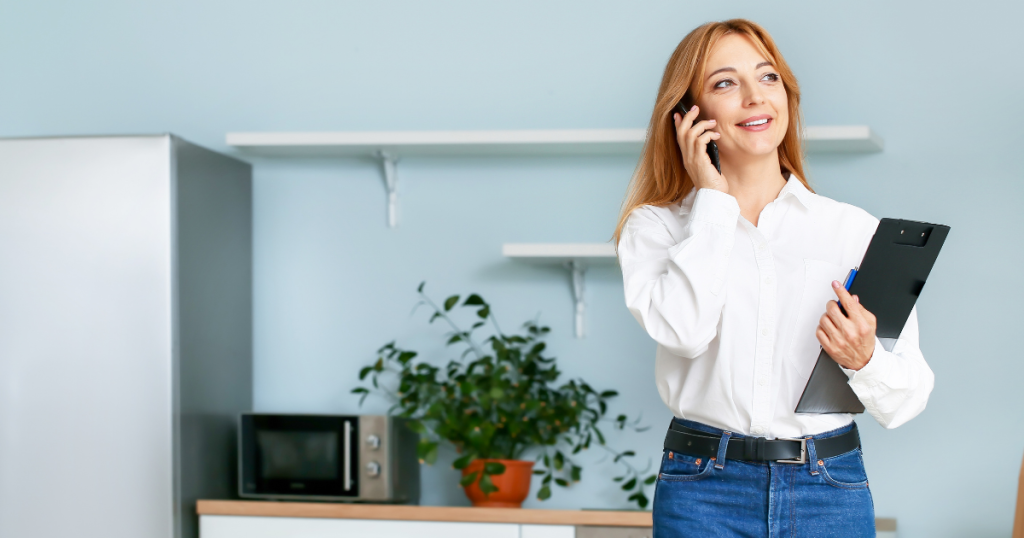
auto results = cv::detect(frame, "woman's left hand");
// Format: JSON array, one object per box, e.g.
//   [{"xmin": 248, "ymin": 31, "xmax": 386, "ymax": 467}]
[{"xmin": 816, "ymin": 281, "xmax": 876, "ymax": 371}]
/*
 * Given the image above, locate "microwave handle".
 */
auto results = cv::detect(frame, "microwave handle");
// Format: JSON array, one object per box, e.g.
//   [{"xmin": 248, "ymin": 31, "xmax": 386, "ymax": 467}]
[{"xmin": 344, "ymin": 420, "xmax": 352, "ymax": 491}]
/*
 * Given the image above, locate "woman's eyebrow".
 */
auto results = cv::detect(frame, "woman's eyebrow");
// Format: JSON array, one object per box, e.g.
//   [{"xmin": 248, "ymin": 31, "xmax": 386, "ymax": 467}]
[{"xmin": 706, "ymin": 61, "xmax": 775, "ymax": 80}]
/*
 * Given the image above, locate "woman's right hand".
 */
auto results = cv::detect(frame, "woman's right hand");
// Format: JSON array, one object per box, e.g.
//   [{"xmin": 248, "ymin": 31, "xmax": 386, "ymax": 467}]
[{"xmin": 674, "ymin": 105, "xmax": 728, "ymax": 194}]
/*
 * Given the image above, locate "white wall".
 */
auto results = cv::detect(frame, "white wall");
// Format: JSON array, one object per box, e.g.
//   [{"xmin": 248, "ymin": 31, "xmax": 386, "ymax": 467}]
[{"xmin": 2, "ymin": 1, "xmax": 1021, "ymax": 535}]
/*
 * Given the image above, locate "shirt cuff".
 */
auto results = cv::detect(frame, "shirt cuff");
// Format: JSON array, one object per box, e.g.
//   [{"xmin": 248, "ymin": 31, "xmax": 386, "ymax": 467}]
[
  {"xmin": 689, "ymin": 189, "xmax": 740, "ymax": 228},
  {"xmin": 842, "ymin": 337, "xmax": 892, "ymax": 385}
]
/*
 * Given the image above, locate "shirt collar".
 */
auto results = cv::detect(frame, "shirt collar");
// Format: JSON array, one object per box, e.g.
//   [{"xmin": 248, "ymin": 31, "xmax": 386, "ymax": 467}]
[
  {"xmin": 778, "ymin": 175, "xmax": 817, "ymax": 209},
  {"xmin": 676, "ymin": 175, "xmax": 816, "ymax": 216}
]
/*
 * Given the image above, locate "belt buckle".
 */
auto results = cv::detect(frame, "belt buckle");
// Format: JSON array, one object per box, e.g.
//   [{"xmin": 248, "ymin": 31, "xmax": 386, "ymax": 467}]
[{"xmin": 775, "ymin": 438, "xmax": 806, "ymax": 464}]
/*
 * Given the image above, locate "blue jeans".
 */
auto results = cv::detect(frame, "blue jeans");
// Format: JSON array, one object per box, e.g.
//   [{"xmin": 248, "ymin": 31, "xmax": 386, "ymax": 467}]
[{"xmin": 652, "ymin": 418, "xmax": 875, "ymax": 537}]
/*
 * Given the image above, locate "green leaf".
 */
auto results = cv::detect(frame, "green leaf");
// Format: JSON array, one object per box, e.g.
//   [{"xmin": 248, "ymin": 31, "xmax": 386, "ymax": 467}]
[
  {"xmin": 600, "ymin": 390, "xmax": 618, "ymax": 398},
  {"xmin": 571, "ymin": 466, "xmax": 582, "ymax": 482},
  {"xmin": 447, "ymin": 334, "xmax": 462, "ymax": 345},
  {"xmin": 351, "ymin": 387, "xmax": 369, "ymax": 394},
  {"xmin": 418, "ymin": 281, "xmax": 426, "ymax": 293},
  {"xmin": 621, "ymin": 477, "xmax": 637, "ymax": 490},
  {"xmin": 628, "ymin": 492, "xmax": 649, "ymax": 508},
  {"xmin": 537, "ymin": 485, "xmax": 551, "ymax": 501},
  {"xmin": 644, "ymin": 475, "xmax": 657, "ymax": 485},
  {"xmin": 444, "ymin": 295, "xmax": 460, "ymax": 311},
  {"xmin": 532, "ymin": 470, "xmax": 546, "ymax": 475},
  {"xmin": 405, "ymin": 420, "xmax": 427, "ymax": 434},
  {"xmin": 398, "ymin": 351, "xmax": 417, "ymax": 364},
  {"xmin": 359, "ymin": 366, "xmax": 373, "ymax": 380},
  {"xmin": 477, "ymin": 306, "xmax": 490, "ymax": 319},
  {"xmin": 613, "ymin": 450, "xmax": 636, "ymax": 463},
  {"xmin": 463, "ymin": 294, "xmax": 486, "ymax": 306},
  {"xmin": 429, "ymin": 312, "xmax": 442, "ymax": 323},
  {"xmin": 417, "ymin": 440, "xmax": 438, "ymax": 465},
  {"xmin": 555, "ymin": 478, "xmax": 569, "ymax": 487},
  {"xmin": 553, "ymin": 451, "xmax": 564, "ymax": 471},
  {"xmin": 478, "ymin": 473, "xmax": 498, "ymax": 495},
  {"xmin": 483, "ymin": 461, "xmax": 506, "ymax": 475},
  {"xmin": 459, "ymin": 471, "xmax": 479, "ymax": 487},
  {"xmin": 453, "ymin": 453, "xmax": 474, "ymax": 470}
]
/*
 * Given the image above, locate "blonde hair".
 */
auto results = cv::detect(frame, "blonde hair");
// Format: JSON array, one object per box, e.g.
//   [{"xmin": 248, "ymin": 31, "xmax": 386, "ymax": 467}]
[{"xmin": 613, "ymin": 19, "xmax": 811, "ymax": 247}]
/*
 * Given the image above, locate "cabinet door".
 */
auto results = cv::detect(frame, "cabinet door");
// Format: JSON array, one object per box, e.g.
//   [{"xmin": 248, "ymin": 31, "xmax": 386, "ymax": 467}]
[
  {"xmin": 522, "ymin": 524, "xmax": 575, "ymax": 538},
  {"xmin": 201, "ymin": 515, "xmax": 520, "ymax": 538}
]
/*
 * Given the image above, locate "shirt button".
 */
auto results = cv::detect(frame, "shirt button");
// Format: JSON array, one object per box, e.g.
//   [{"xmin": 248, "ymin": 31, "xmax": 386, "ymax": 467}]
[
  {"xmin": 761, "ymin": 328, "xmax": 769, "ymax": 336},
  {"xmin": 757, "ymin": 243, "xmax": 766, "ymax": 251},
  {"xmin": 751, "ymin": 426, "xmax": 765, "ymax": 435}
]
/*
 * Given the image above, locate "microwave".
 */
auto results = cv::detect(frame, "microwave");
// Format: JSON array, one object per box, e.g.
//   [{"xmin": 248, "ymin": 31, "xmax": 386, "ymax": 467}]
[{"xmin": 238, "ymin": 414, "xmax": 420, "ymax": 503}]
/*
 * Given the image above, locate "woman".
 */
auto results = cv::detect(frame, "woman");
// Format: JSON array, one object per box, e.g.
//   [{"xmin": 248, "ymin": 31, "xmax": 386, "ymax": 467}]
[{"xmin": 614, "ymin": 20, "xmax": 934, "ymax": 537}]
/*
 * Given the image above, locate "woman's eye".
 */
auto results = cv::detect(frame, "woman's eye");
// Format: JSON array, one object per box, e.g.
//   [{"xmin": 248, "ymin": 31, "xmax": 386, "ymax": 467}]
[
  {"xmin": 761, "ymin": 72, "xmax": 780, "ymax": 82},
  {"xmin": 713, "ymin": 79, "xmax": 734, "ymax": 89}
]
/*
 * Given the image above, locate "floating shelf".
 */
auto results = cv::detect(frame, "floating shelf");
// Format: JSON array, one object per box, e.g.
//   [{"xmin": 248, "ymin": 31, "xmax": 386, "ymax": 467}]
[
  {"xmin": 503, "ymin": 243, "xmax": 617, "ymax": 339},
  {"xmin": 226, "ymin": 129, "xmax": 645, "ymax": 157},
  {"xmin": 803, "ymin": 126, "xmax": 884, "ymax": 153},
  {"xmin": 226, "ymin": 127, "xmax": 882, "ymax": 228},
  {"xmin": 227, "ymin": 126, "xmax": 882, "ymax": 157},
  {"xmin": 501, "ymin": 242, "xmax": 617, "ymax": 263}
]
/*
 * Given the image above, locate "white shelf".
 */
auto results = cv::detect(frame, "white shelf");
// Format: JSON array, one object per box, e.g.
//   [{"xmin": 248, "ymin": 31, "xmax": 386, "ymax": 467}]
[
  {"xmin": 226, "ymin": 126, "xmax": 883, "ymax": 157},
  {"xmin": 804, "ymin": 125, "xmax": 884, "ymax": 153},
  {"xmin": 226, "ymin": 129, "xmax": 645, "ymax": 157},
  {"xmin": 502, "ymin": 242, "xmax": 617, "ymax": 263},
  {"xmin": 503, "ymin": 243, "xmax": 617, "ymax": 339}
]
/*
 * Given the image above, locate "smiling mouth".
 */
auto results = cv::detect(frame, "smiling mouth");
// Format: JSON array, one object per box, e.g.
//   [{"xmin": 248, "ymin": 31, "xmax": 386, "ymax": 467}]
[{"xmin": 739, "ymin": 118, "xmax": 770, "ymax": 127}]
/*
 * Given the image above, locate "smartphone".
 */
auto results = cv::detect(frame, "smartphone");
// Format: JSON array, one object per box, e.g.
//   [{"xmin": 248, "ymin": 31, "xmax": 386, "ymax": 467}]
[{"xmin": 675, "ymin": 99, "xmax": 721, "ymax": 173}]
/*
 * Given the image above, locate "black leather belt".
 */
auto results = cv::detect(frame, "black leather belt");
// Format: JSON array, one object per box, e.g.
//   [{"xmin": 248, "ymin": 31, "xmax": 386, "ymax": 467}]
[{"xmin": 663, "ymin": 422, "xmax": 861, "ymax": 464}]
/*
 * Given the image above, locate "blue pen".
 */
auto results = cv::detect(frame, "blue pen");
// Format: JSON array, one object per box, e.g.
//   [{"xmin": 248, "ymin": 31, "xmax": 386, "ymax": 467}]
[
  {"xmin": 839, "ymin": 267, "xmax": 858, "ymax": 312},
  {"xmin": 843, "ymin": 267, "xmax": 858, "ymax": 291}
]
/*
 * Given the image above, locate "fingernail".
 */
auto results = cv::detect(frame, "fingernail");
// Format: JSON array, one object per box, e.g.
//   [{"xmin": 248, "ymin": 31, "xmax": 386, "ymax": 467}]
[
  {"xmin": 690, "ymin": 105, "xmax": 697, "ymax": 112},
  {"xmin": 832, "ymin": 281, "xmax": 840, "ymax": 288},
  {"xmin": 709, "ymin": 119, "xmax": 717, "ymax": 124}
]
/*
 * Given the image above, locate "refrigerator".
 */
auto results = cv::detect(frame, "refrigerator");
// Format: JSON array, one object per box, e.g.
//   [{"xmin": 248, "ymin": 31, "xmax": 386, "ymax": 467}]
[{"xmin": 0, "ymin": 135, "xmax": 253, "ymax": 538}]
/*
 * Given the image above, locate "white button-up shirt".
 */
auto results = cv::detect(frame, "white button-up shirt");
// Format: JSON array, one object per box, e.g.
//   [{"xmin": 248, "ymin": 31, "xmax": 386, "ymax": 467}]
[{"xmin": 617, "ymin": 178, "xmax": 935, "ymax": 438}]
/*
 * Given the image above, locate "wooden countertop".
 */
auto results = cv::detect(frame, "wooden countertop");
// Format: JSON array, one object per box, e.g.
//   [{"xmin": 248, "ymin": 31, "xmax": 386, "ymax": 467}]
[{"xmin": 197, "ymin": 500, "xmax": 653, "ymax": 527}]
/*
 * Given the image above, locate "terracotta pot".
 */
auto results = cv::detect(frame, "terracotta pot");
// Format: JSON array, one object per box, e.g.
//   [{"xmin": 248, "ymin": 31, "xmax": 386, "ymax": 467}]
[{"xmin": 460, "ymin": 458, "xmax": 534, "ymax": 508}]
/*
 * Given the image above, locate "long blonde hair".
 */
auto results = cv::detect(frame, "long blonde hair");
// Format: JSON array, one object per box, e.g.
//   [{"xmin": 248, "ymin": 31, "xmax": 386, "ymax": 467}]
[{"xmin": 613, "ymin": 19, "xmax": 811, "ymax": 247}]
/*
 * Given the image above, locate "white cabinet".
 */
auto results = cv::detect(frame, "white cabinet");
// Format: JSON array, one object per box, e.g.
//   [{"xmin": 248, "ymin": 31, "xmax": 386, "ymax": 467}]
[
  {"xmin": 521, "ymin": 525, "xmax": 577, "ymax": 538},
  {"xmin": 201, "ymin": 515, "xmax": 522, "ymax": 538}
]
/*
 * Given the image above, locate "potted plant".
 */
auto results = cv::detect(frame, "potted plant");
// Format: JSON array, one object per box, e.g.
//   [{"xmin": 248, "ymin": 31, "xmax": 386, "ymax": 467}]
[{"xmin": 352, "ymin": 283, "xmax": 656, "ymax": 508}]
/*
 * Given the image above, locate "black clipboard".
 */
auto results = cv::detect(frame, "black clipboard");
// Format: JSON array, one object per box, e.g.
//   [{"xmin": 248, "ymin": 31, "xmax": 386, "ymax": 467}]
[{"xmin": 795, "ymin": 218, "xmax": 950, "ymax": 414}]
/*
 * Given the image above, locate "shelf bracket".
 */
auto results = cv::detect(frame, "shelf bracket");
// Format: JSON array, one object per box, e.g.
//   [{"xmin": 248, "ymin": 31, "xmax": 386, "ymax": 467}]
[
  {"xmin": 375, "ymin": 150, "xmax": 399, "ymax": 228},
  {"xmin": 566, "ymin": 259, "xmax": 586, "ymax": 338}
]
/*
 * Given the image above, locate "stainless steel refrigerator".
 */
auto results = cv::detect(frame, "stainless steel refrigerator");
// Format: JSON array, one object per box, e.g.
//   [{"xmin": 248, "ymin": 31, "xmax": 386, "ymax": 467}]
[{"xmin": 0, "ymin": 135, "xmax": 253, "ymax": 538}]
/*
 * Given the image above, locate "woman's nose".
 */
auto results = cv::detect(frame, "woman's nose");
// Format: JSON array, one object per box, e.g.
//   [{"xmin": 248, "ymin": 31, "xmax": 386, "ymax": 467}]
[{"xmin": 743, "ymin": 84, "xmax": 766, "ymax": 106}]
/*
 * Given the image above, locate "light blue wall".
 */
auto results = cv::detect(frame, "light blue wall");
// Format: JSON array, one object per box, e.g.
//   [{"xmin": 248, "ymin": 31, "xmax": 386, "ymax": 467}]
[{"xmin": 3, "ymin": 1, "xmax": 1022, "ymax": 535}]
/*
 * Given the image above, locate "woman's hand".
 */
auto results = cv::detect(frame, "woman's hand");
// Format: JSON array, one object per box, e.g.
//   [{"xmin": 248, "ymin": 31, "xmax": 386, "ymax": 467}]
[
  {"xmin": 817, "ymin": 281, "xmax": 876, "ymax": 371},
  {"xmin": 674, "ymin": 105, "xmax": 727, "ymax": 193}
]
